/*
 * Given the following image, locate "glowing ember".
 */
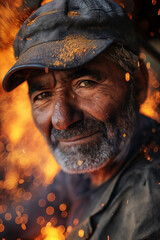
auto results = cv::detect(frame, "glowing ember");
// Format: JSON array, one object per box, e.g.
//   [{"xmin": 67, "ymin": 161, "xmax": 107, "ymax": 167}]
[
  {"xmin": 5, "ymin": 212, "xmax": 12, "ymax": 221},
  {"xmin": 128, "ymin": 13, "xmax": 132, "ymax": 20},
  {"xmin": 37, "ymin": 216, "xmax": 46, "ymax": 226},
  {"xmin": 73, "ymin": 218, "xmax": 79, "ymax": 225},
  {"xmin": 59, "ymin": 204, "xmax": 67, "ymax": 212},
  {"xmin": 140, "ymin": 68, "xmax": 160, "ymax": 122},
  {"xmin": 61, "ymin": 211, "xmax": 68, "ymax": 218},
  {"xmin": 146, "ymin": 62, "xmax": 151, "ymax": 69},
  {"xmin": 36, "ymin": 222, "xmax": 65, "ymax": 240},
  {"xmin": 152, "ymin": 0, "xmax": 157, "ymax": 5},
  {"xmin": 46, "ymin": 206, "xmax": 55, "ymax": 215},
  {"xmin": 39, "ymin": 199, "xmax": 46, "ymax": 208},
  {"xmin": 47, "ymin": 193, "xmax": 56, "ymax": 202},
  {"xmin": 66, "ymin": 225, "xmax": 73, "ymax": 233},
  {"xmin": 78, "ymin": 229, "xmax": 85, "ymax": 238},
  {"xmin": 78, "ymin": 160, "xmax": 83, "ymax": 166},
  {"xmin": 125, "ymin": 72, "xmax": 130, "ymax": 82},
  {"xmin": 0, "ymin": 224, "xmax": 5, "ymax": 233},
  {"xmin": 41, "ymin": 0, "xmax": 53, "ymax": 6}
]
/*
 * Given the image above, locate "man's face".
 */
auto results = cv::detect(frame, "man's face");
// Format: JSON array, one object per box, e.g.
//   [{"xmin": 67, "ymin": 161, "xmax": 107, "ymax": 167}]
[{"xmin": 28, "ymin": 55, "xmax": 138, "ymax": 173}]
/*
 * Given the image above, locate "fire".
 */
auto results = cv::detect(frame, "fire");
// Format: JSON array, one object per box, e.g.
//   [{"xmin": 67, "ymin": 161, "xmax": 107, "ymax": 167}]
[
  {"xmin": 41, "ymin": 0, "xmax": 53, "ymax": 6},
  {"xmin": 140, "ymin": 66, "xmax": 160, "ymax": 122},
  {"xmin": 35, "ymin": 222, "xmax": 65, "ymax": 240}
]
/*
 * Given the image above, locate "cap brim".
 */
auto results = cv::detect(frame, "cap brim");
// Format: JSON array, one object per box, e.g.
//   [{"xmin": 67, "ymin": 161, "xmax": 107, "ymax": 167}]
[{"xmin": 3, "ymin": 36, "xmax": 113, "ymax": 92}]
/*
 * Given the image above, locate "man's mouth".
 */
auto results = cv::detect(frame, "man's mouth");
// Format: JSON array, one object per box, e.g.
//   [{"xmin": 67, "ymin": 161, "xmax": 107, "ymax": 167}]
[{"xmin": 58, "ymin": 132, "xmax": 102, "ymax": 146}]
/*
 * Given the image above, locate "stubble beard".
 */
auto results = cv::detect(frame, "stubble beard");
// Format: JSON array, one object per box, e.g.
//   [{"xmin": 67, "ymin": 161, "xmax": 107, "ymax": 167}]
[{"xmin": 47, "ymin": 87, "xmax": 138, "ymax": 174}]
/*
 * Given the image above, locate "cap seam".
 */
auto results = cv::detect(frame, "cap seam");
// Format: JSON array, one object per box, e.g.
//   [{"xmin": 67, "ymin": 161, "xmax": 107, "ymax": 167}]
[{"xmin": 27, "ymin": 8, "xmax": 118, "ymax": 27}]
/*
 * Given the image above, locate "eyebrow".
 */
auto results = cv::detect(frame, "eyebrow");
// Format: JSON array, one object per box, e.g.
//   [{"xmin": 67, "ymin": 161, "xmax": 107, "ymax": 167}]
[
  {"xmin": 66, "ymin": 68, "xmax": 104, "ymax": 81},
  {"xmin": 28, "ymin": 67, "xmax": 105, "ymax": 96},
  {"xmin": 28, "ymin": 82, "xmax": 48, "ymax": 96},
  {"xmin": 27, "ymin": 70, "xmax": 55, "ymax": 96}
]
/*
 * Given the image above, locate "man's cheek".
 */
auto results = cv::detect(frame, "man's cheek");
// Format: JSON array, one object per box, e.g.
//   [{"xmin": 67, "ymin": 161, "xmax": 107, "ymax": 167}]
[
  {"xmin": 32, "ymin": 109, "xmax": 52, "ymax": 138},
  {"xmin": 86, "ymin": 100, "xmax": 119, "ymax": 122}
]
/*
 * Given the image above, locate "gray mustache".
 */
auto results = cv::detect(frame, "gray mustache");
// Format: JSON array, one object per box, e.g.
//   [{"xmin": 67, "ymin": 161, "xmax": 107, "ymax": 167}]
[{"xmin": 50, "ymin": 118, "xmax": 107, "ymax": 142}]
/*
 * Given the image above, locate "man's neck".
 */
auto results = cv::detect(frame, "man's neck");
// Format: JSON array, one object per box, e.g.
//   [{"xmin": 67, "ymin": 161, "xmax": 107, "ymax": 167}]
[
  {"xmin": 89, "ymin": 135, "xmax": 133, "ymax": 187},
  {"xmin": 89, "ymin": 159, "xmax": 124, "ymax": 187}
]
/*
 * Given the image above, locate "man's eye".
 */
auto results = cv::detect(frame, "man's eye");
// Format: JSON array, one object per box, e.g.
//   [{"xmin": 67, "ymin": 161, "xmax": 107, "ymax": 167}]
[
  {"xmin": 78, "ymin": 80, "xmax": 97, "ymax": 88},
  {"xmin": 34, "ymin": 91, "xmax": 53, "ymax": 101}
]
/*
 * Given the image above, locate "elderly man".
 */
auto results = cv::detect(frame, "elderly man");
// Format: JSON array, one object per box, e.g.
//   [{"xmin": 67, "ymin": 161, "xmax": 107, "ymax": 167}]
[{"xmin": 2, "ymin": 0, "xmax": 160, "ymax": 239}]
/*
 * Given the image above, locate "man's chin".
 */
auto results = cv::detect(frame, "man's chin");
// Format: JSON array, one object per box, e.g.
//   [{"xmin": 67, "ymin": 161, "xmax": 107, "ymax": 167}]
[
  {"xmin": 58, "ymin": 157, "xmax": 112, "ymax": 174},
  {"xmin": 50, "ymin": 142, "xmax": 119, "ymax": 174}
]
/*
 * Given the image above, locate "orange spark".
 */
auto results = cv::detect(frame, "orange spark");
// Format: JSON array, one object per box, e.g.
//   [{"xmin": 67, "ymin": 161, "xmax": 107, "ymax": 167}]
[
  {"xmin": 152, "ymin": 0, "xmax": 157, "ymax": 5},
  {"xmin": 125, "ymin": 72, "xmax": 130, "ymax": 82}
]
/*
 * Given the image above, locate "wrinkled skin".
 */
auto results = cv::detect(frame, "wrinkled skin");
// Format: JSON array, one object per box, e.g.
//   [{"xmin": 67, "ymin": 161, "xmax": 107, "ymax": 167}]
[{"xmin": 27, "ymin": 55, "xmax": 139, "ymax": 175}]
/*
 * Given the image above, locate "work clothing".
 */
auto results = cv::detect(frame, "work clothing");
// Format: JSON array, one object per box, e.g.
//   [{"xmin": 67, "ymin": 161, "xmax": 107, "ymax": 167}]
[{"xmin": 1, "ymin": 114, "xmax": 160, "ymax": 240}]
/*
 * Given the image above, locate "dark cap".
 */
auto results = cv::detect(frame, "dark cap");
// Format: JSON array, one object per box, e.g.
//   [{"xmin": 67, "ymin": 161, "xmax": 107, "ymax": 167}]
[{"xmin": 2, "ymin": 0, "xmax": 139, "ymax": 92}]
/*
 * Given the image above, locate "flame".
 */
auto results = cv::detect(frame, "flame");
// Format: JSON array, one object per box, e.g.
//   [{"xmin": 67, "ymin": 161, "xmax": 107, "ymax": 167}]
[
  {"xmin": 41, "ymin": 0, "xmax": 53, "ymax": 6},
  {"xmin": 140, "ymin": 67, "xmax": 160, "ymax": 122},
  {"xmin": 0, "ymin": 1, "xmax": 60, "ymax": 197},
  {"xmin": 35, "ymin": 222, "xmax": 65, "ymax": 240}
]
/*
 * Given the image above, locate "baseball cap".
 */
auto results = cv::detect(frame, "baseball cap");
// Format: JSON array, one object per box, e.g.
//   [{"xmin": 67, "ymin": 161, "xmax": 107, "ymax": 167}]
[{"xmin": 2, "ymin": 0, "xmax": 139, "ymax": 92}]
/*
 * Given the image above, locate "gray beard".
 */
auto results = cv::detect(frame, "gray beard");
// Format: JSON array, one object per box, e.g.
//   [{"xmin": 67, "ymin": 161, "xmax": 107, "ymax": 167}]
[{"xmin": 47, "ymin": 87, "xmax": 138, "ymax": 173}]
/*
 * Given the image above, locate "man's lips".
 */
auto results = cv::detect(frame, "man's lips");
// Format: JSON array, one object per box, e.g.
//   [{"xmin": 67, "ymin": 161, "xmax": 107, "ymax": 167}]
[{"xmin": 58, "ymin": 132, "xmax": 102, "ymax": 146}]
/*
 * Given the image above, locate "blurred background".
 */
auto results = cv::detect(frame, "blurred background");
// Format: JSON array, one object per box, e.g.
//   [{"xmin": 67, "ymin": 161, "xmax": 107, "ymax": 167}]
[{"xmin": 0, "ymin": 0, "xmax": 159, "ymax": 239}]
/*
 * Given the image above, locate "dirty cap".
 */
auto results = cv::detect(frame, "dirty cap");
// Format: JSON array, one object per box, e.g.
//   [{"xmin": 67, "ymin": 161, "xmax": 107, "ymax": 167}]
[{"xmin": 2, "ymin": 0, "xmax": 139, "ymax": 92}]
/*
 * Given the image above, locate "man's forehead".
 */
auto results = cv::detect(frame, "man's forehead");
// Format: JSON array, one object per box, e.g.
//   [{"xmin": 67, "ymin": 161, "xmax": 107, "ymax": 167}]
[{"xmin": 27, "ymin": 55, "xmax": 109, "ymax": 86}]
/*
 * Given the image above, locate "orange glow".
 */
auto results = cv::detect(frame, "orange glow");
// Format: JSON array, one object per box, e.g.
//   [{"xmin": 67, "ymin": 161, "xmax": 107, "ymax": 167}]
[
  {"xmin": 78, "ymin": 160, "xmax": 83, "ymax": 166},
  {"xmin": 73, "ymin": 218, "xmax": 79, "ymax": 225},
  {"xmin": 0, "ymin": 205, "xmax": 7, "ymax": 214},
  {"xmin": 37, "ymin": 216, "xmax": 46, "ymax": 226},
  {"xmin": 140, "ymin": 68, "xmax": 160, "ymax": 122},
  {"xmin": 125, "ymin": 72, "xmax": 130, "ymax": 82},
  {"xmin": 78, "ymin": 229, "xmax": 85, "ymax": 238},
  {"xmin": 46, "ymin": 206, "xmax": 55, "ymax": 215},
  {"xmin": 118, "ymin": 3, "xmax": 125, "ymax": 8},
  {"xmin": 47, "ymin": 193, "xmax": 56, "ymax": 202},
  {"xmin": 5, "ymin": 213, "xmax": 12, "ymax": 221},
  {"xmin": 3, "ymin": 170, "xmax": 19, "ymax": 190},
  {"xmin": 0, "ymin": 224, "xmax": 5, "ymax": 232},
  {"xmin": 35, "ymin": 222, "xmax": 65, "ymax": 240},
  {"xmin": 39, "ymin": 199, "xmax": 46, "ymax": 208},
  {"xmin": 59, "ymin": 204, "xmax": 67, "ymax": 212},
  {"xmin": 61, "ymin": 211, "xmax": 68, "ymax": 218},
  {"xmin": 21, "ymin": 223, "xmax": 27, "ymax": 230},
  {"xmin": 0, "ymin": 2, "xmax": 60, "ymax": 199},
  {"xmin": 41, "ymin": 0, "xmax": 53, "ymax": 6},
  {"xmin": 152, "ymin": 0, "xmax": 157, "ymax": 5},
  {"xmin": 128, "ymin": 13, "xmax": 133, "ymax": 20},
  {"xmin": 66, "ymin": 225, "xmax": 73, "ymax": 233},
  {"xmin": 146, "ymin": 62, "xmax": 151, "ymax": 69},
  {"xmin": 50, "ymin": 217, "xmax": 58, "ymax": 227}
]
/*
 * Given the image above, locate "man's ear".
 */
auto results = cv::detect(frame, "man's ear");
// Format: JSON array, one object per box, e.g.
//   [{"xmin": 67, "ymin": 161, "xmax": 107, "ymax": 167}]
[{"xmin": 134, "ymin": 59, "xmax": 149, "ymax": 106}]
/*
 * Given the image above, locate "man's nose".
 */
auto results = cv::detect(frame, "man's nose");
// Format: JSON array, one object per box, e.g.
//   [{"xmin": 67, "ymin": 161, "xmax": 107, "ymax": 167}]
[{"xmin": 51, "ymin": 96, "xmax": 83, "ymax": 130}]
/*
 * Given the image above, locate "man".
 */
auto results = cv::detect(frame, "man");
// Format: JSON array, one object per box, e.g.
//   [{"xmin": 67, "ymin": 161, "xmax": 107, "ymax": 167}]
[{"xmin": 2, "ymin": 0, "xmax": 160, "ymax": 239}]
